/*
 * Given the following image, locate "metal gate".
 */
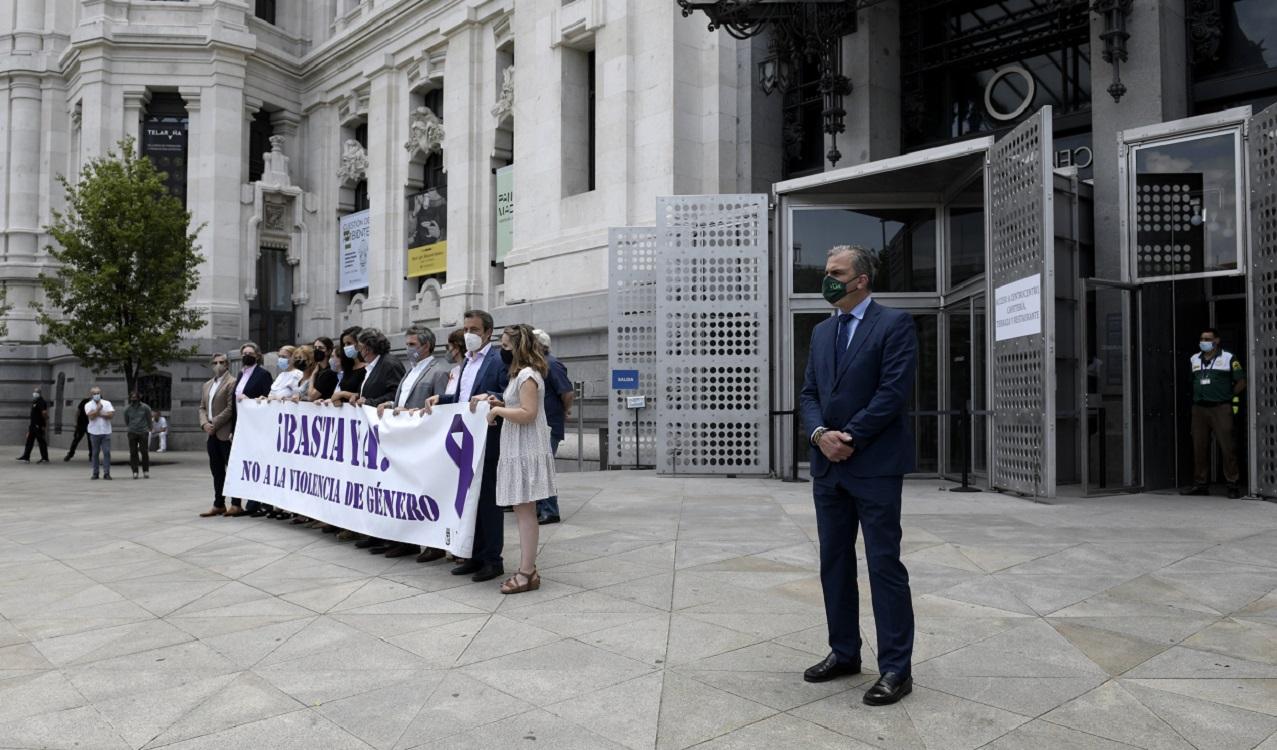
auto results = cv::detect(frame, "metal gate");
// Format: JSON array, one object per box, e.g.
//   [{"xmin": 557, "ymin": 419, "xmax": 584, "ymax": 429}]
[
  {"xmin": 987, "ymin": 106, "xmax": 1056, "ymax": 496},
  {"xmin": 1248, "ymin": 102, "xmax": 1277, "ymax": 498},
  {"xmin": 655, "ymin": 195, "xmax": 770, "ymax": 474},
  {"xmin": 607, "ymin": 227, "xmax": 659, "ymax": 468}
]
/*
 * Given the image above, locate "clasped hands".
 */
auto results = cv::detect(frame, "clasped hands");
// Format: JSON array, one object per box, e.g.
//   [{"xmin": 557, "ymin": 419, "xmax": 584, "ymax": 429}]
[{"xmin": 818, "ymin": 430, "xmax": 856, "ymax": 463}]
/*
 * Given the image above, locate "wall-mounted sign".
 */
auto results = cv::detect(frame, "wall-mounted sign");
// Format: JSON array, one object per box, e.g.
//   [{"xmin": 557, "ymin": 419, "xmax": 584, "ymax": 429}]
[
  {"xmin": 994, "ymin": 272, "xmax": 1042, "ymax": 342},
  {"xmin": 406, "ymin": 187, "xmax": 447, "ymax": 277},
  {"xmin": 338, "ymin": 209, "xmax": 370, "ymax": 293},
  {"xmin": 495, "ymin": 164, "xmax": 513, "ymax": 263},
  {"xmin": 611, "ymin": 369, "xmax": 640, "ymax": 390}
]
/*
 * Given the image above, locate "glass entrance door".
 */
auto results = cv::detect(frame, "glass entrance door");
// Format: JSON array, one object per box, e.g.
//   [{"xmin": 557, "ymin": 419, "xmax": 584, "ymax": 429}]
[
  {"xmin": 942, "ymin": 295, "xmax": 986, "ymax": 481},
  {"xmin": 1080, "ymin": 279, "xmax": 1142, "ymax": 493}
]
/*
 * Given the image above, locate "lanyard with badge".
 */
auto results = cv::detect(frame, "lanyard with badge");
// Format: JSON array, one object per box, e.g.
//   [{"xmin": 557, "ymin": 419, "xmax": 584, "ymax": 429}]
[{"xmin": 1199, "ymin": 357, "xmax": 1216, "ymax": 386}]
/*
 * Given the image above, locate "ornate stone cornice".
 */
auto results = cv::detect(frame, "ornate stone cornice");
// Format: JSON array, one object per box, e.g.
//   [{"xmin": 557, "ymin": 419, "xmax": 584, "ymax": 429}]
[{"xmin": 405, "ymin": 105, "xmax": 445, "ymax": 158}]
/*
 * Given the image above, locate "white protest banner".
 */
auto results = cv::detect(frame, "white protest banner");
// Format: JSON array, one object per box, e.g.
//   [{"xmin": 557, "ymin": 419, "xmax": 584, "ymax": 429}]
[
  {"xmin": 338, "ymin": 209, "xmax": 370, "ymax": 292},
  {"xmin": 223, "ymin": 400, "xmax": 489, "ymax": 557},
  {"xmin": 994, "ymin": 272, "xmax": 1042, "ymax": 342}
]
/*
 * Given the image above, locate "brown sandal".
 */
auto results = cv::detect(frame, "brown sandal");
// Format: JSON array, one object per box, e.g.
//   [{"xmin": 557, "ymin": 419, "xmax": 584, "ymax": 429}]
[{"xmin": 500, "ymin": 569, "xmax": 540, "ymax": 595}]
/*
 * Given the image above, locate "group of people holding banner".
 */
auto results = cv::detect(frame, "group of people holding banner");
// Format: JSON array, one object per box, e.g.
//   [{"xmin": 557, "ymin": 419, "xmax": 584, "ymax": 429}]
[{"xmin": 197, "ymin": 309, "xmax": 572, "ymax": 595}]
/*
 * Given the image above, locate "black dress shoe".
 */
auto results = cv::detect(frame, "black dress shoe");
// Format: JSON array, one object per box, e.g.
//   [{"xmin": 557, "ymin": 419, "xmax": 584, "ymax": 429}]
[
  {"xmin": 368, "ymin": 544, "xmax": 392, "ymax": 555},
  {"xmin": 451, "ymin": 560, "xmax": 483, "ymax": 576},
  {"xmin": 354, "ymin": 537, "xmax": 377, "ymax": 549},
  {"xmin": 384, "ymin": 544, "xmax": 416, "ymax": 558},
  {"xmin": 416, "ymin": 548, "xmax": 446, "ymax": 563},
  {"xmin": 537, "ymin": 514, "xmax": 561, "ymax": 526},
  {"xmin": 863, "ymin": 672, "xmax": 912, "ymax": 706},
  {"xmin": 247, "ymin": 509, "xmax": 266, "ymax": 517},
  {"xmin": 803, "ymin": 652, "xmax": 862, "ymax": 683},
  {"xmin": 471, "ymin": 563, "xmax": 504, "ymax": 582}
]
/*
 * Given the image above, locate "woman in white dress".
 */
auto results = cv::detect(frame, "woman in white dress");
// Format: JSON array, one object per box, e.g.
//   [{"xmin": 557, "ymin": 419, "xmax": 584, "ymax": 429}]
[{"xmin": 480, "ymin": 323, "xmax": 557, "ymax": 594}]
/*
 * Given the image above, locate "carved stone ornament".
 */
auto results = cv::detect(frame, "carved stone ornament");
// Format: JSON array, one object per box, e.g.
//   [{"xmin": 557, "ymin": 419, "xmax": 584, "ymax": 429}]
[
  {"xmin": 263, "ymin": 197, "xmax": 289, "ymax": 232},
  {"xmin": 337, "ymin": 139, "xmax": 368, "ymax": 183},
  {"xmin": 492, "ymin": 65, "xmax": 514, "ymax": 126},
  {"xmin": 404, "ymin": 106, "xmax": 445, "ymax": 158},
  {"xmin": 1187, "ymin": 0, "xmax": 1222, "ymax": 64},
  {"xmin": 261, "ymin": 135, "xmax": 292, "ymax": 187}
]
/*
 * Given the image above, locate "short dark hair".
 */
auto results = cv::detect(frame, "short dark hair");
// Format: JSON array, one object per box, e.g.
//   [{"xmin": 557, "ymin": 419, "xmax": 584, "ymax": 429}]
[
  {"xmin": 357, "ymin": 327, "xmax": 391, "ymax": 356},
  {"xmin": 463, "ymin": 309, "xmax": 494, "ymax": 334},
  {"xmin": 405, "ymin": 326, "xmax": 436, "ymax": 351},
  {"xmin": 1201, "ymin": 327, "xmax": 1220, "ymax": 339},
  {"xmin": 338, "ymin": 326, "xmax": 362, "ymax": 368},
  {"xmin": 447, "ymin": 328, "xmax": 466, "ymax": 352}
]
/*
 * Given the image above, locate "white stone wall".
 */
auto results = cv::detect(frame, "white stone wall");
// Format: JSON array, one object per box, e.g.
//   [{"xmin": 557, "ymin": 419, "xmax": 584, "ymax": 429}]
[{"xmin": 0, "ymin": 0, "xmax": 768, "ymax": 443}]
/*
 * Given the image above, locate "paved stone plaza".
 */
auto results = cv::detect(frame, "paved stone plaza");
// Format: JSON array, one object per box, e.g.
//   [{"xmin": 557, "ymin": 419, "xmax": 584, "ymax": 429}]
[{"xmin": 1, "ymin": 452, "xmax": 1276, "ymax": 749}]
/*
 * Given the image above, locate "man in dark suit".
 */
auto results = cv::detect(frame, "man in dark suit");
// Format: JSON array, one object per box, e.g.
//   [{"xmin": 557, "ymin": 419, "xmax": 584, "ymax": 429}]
[
  {"xmin": 799, "ymin": 244, "xmax": 919, "ymax": 706},
  {"xmin": 349, "ymin": 327, "xmax": 406, "ymax": 554},
  {"xmin": 427, "ymin": 309, "xmax": 508, "ymax": 582},
  {"xmin": 233, "ymin": 342, "xmax": 275, "ymax": 516},
  {"xmin": 64, "ymin": 389, "xmax": 92, "ymax": 461}
]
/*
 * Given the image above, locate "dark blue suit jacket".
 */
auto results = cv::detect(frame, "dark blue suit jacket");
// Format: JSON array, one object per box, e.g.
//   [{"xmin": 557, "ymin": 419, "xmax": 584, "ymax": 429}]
[
  {"xmin": 799, "ymin": 300, "xmax": 918, "ymax": 480},
  {"xmin": 230, "ymin": 365, "xmax": 274, "ymax": 430},
  {"xmin": 438, "ymin": 346, "xmax": 510, "ymax": 405}
]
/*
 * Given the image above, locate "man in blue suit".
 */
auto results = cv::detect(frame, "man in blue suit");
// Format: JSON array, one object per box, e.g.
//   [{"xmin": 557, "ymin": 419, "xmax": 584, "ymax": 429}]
[
  {"xmin": 427, "ymin": 309, "xmax": 509, "ymax": 582},
  {"xmin": 232, "ymin": 341, "xmax": 276, "ymax": 517},
  {"xmin": 799, "ymin": 244, "xmax": 918, "ymax": 706}
]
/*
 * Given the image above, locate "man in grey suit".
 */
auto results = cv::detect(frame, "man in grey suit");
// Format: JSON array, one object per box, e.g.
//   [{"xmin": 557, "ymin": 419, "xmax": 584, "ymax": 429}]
[{"xmin": 377, "ymin": 325, "xmax": 451, "ymax": 560}]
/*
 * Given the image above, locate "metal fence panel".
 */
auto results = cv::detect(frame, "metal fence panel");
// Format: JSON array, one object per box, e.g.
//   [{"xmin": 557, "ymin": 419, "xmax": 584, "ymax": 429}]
[
  {"xmin": 607, "ymin": 227, "xmax": 659, "ymax": 467},
  {"xmin": 1249, "ymin": 102, "xmax": 1277, "ymax": 498},
  {"xmin": 988, "ymin": 106, "xmax": 1056, "ymax": 496},
  {"xmin": 655, "ymin": 195, "xmax": 770, "ymax": 475}
]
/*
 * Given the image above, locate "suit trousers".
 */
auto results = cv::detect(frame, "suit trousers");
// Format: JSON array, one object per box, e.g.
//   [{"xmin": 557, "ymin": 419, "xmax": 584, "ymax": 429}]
[
  {"xmin": 66, "ymin": 427, "xmax": 87, "ymax": 458},
  {"xmin": 813, "ymin": 473, "xmax": 914, "ymax": 676},
  {"xmin": 206, "ymin": 435, "xmax": 237, "ymax": 508},
  {"xmin": 1192, "ymin": 403, "xmax": 1239, "ymax": 485},
  {"xmin": 471, "ymin": 425, "xmax": 504, "ymax": 566}
]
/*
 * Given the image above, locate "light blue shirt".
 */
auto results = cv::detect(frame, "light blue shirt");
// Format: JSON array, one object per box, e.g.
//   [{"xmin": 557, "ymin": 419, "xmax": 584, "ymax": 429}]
[{"xmin": 840, "ymin": 295, "xmax": 873, "ymax": 351}]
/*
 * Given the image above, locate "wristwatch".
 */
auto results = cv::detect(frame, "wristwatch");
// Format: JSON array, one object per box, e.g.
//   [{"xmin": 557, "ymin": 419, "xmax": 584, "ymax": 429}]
[{"xmin": 811, "ymin": 427, "xmax": 829, "ymax": 446}]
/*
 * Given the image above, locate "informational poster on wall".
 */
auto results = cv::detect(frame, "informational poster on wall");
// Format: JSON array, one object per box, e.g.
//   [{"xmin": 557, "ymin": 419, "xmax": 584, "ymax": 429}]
[
  {"xmin": 994, "ymin": 272, "xmax": 1042, "ymax": 342},
  {"xmin": 495, "ymin": 164, "xmax": 513, "ymax": 263},
  {"xmin": 141, "ymin": 115, "xmax": 189, "ymax": 205},
  {"xmin": 338, "ymin": 209, "xmax": 370, "ymax": 292},
  {"xmin": 406, "ymin": 187, "xmax": 447, "ymax": 277}
]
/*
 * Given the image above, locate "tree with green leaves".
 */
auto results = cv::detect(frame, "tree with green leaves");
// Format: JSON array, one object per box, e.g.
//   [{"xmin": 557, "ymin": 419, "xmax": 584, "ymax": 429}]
[{"xmin": 37, "ymin": 137, "xmax": 205, "ymax": 395}]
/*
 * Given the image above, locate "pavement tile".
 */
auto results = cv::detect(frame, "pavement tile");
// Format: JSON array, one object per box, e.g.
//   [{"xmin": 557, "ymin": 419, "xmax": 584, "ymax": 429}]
[
  {"xmin": 655, "ymin": 672, "xmax": 776, "ymax": 750},
  {"xmin": 462, "ymin": 639, "xmax": 656, "ymax": 706},
  {"xmin": 1123, "ymin": 680, "xmax": 1277, "ymax": 750},
  {"xmin": 1041, "ymin": 681, "xmax": 1195, "ymax": 750},
  {"xmin": 0, "ymin": 705, "xmax": 131, "ymax": 750}
]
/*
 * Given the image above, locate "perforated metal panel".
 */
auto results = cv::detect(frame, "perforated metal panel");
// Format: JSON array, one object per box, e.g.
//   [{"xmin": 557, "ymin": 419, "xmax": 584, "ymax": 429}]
[
  {"xmin": 608, "ymin": 227, "xmax": 659, "ymax": 467},
  {"xmin": 1248, "ymin": 102, "xmax": 1277, "ymax": 498},
  {"xmin": 655, "ymin": 195, "xmax": 770, "ymax": 474},
  {"xmin": 987, "ymin": 106, "xmax": 1056, "ymax": 496}
]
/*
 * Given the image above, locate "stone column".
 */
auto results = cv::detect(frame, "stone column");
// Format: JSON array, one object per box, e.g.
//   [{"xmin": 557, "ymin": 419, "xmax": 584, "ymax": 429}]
[
  {"xmin": 122, "ymin": 87, "xmax": 149, "ymax": 147},
  {"xmin": 304, "ymin": 103, "xmax": 341, "ymax": 339},
  {"xmin": 438, "ymin": 21, "xmax": 489, "ymax": 325},
  {"xmin": 362, "ymin": 57, "xmax": 407, "ymax": 331},
  {"xmin": 1091, "ymin": 0, "xmax": 1189, "ymax": 280},
  {"xmin": 6, "ymin": 76, "xmax": 44, "ymax": 260},
  {"xmin": 184, "ymin": 81, "xmax": 248, "ymax": 339},
  {"xmin": 840, "ymin": 2, "xmax": 901, "ymax": 167},
  {"xmin": 13, "ymin": 0, "xmax": 45, "ymax": 53}
]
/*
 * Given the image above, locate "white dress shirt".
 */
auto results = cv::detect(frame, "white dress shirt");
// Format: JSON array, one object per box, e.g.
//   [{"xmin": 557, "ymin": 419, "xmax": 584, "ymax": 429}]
[{"xmin": 458, "ymin": 344, "xmax": 491, "ymax": 403}]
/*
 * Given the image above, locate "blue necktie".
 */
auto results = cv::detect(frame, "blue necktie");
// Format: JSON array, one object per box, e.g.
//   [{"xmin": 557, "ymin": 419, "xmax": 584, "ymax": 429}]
[{"xmin": 835, "ymin": 313, "xmax": 853, "ymax": 366}]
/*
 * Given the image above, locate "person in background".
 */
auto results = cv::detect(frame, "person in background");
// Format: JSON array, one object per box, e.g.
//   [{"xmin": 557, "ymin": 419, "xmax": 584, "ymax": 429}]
[
  {"xmin": 378, "ymin": 326, "xmax": 450, "ymax": 560},
  {"xmin": 234, "ymin": 342, "xmax": 274, "ymax": 516},
  {"xmin": 85, "ymin": 386, "xmax": 115, "ymax": 480},
  {"xmin": 328, "ymin": 326, "xmax": 366, "ymax": 405},
  {"xmin": 267, "ymin": 345, "xmax": 302, "ymax": 399},
  {"xmin": 440, "ymin": 329, "xmax": 466, "ymax": 401},
  {"xmin": 532, "ymin": 329, "xmax": 574, "ymax": 525},
  {"xmin": 1180, "ymin": 327, "xmax": 1247, "ymax": 499},
  {"xmin": 199, "ymin": 353, "xmax": 239, "ymax": 517},
  {"xmin": 348, "ymin": 327, "xmax": 405, "ymax": 553},
  {"xmin": 123, "ymin": 391, "xmax": 153, "ymax": 480},
  {"xmin": 308, "ymin": 337, "xmax": 339, "ymax": 402},
  {"xmin": 64, "ymin": 388, "xmax": 93, "ymax": 462},
  {"xmin": 150, "ymin": 410, "xmax": 168, "ymax": 452},
  {"xmin": 18, "ymin": 386, "xmax": 50, "ymax": 464},
  {"xmin": 484, "ymin": 324, "xmax": 558, "ymax": 594},
  {"xmin": 293, "ymin": 345, "xmax": 318, "ymax": 401}
]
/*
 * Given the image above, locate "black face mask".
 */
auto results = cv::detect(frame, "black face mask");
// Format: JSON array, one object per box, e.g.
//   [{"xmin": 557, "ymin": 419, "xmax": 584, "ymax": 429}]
[
  {"xmin": 315, "ymin": 350, "xmax": 326, "ymax": 363},
  {"xmin": 500, "ymin": 348, "xmax": 514, "ymax": 365},
  {"xmin": 242, "ymin": 354, "xmax": 257, "ymax": 367}
]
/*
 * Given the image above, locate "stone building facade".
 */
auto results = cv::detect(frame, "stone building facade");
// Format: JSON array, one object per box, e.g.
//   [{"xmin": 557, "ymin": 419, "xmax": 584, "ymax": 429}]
[{"xmin": 0, "ymin": 0, "xmax": 774, "ymax": 445}]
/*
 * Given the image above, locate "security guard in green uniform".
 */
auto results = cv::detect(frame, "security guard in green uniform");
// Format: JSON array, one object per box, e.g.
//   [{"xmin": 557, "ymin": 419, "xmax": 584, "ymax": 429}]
[{"xmin": 1180, "ymin": 327, "xmax": 1246, "ymax": 498}]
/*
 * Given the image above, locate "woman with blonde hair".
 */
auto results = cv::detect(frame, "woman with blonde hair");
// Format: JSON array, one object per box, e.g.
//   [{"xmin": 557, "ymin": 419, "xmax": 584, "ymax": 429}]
[{"xmin": 480, "ymin": 323, "xmax": 557, "ymax": 594}]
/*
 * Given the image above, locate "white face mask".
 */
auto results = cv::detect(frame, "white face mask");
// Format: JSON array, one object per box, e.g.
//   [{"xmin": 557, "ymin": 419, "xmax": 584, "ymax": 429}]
[
  {"xmin": 464, "ymin": 333, "xmax": 483, "ymax": 353},
  {"xmin": 92, "ymin": 394, "xmax": 101, "ymax": 402},
  {"xmin": 277, "ymin": 357, "xmax": 290, "ymax": 371},
  {"xmin": 32, "ymin": 392, "xmax": 40, "ymax": 400},
  {"xmin": 329, "ymin": 356, "xmax": 341, "ymax": 371}
]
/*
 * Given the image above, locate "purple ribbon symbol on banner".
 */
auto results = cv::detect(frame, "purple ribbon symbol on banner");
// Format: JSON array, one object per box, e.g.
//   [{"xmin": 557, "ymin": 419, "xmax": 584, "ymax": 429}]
[{"xmin": 446, "ymin": 414, "xmax": 476, "ymax": 517}]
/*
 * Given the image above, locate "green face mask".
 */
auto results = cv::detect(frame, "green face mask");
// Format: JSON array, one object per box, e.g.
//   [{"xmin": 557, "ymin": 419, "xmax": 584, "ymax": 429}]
[{"xmin": 822, "ymin": 275, "xmax": 849, "ymax": 305}]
